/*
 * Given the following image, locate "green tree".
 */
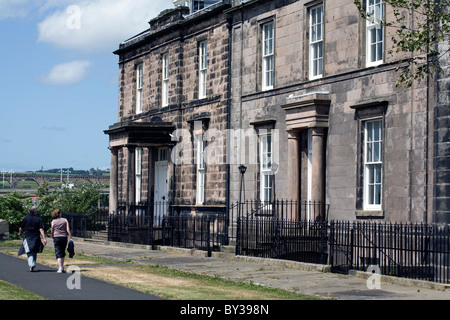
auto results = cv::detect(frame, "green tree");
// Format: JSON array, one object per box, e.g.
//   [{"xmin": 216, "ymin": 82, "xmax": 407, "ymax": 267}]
[
  {"xmin": 58, "ymin": 182, "xmax": 102, "ymax": 214},
  {"xmin": 0, "ymin": 193, "xmax": 32, "ymax": 239},
  {"xmin": 354, "ymin": 0, "xmax": 450, "ymax": 88},
  {"xmin": 35, "ymin": 182, "xmax": 59, "ymax": 230}
]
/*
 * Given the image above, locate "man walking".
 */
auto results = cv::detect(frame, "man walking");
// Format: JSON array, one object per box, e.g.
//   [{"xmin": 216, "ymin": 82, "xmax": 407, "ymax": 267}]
[{"xmin": 18, "ymin": 206, "xmax": 47, "ymax": 271}]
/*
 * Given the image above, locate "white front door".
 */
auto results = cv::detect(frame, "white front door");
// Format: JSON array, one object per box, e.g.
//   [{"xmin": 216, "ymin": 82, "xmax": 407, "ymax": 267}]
[
  {"xmin": 155, "ymin": 161, "xmax": 168, "ymax": 202},
  {"xmin": 154, "ymin": 148, "xmax": 169, "ymax": 225}
]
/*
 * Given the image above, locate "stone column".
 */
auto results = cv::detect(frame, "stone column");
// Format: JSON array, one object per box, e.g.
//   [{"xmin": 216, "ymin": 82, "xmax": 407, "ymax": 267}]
[
  {"xmin": 311, "ymin": 127, "xmax": 326, "ymax": 220},
  {"xmin": 147, "ymin": 147, "xmax": 153, "ymax": 203},
  {"xmin": 109, "ymin": 147, "xmax": 119, "ymax": 214},
  {"xmin": 287, "ymin": 130, "xmax": 300, "ymax": 203},
  {"xmin": 126, "ymin": 146, "xmax": 136, "ymax": 212}
]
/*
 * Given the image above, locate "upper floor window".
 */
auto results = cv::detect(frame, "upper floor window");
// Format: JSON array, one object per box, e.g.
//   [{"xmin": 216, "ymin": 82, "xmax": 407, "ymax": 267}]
[
  {"xmin": 199, "ymin": 41, "xmax": 208, "ymax": 99},
  {"xmin": 162, "ymin": 53, "xmax": 169, "ymax": 107},
  {"xmin": 262, "ymin": 22, "xmax": 274, "ymax": 91},
  {"xmin": 366, "ymin": 0, "xmax": 383, "ymax": 67},
  {"xmin": 136, "ymin": 64, "xmax": 143, "ymax": 114},
  {"xmin": 310, "ymin": 5, "xmax": 323, "ymax": 79}
]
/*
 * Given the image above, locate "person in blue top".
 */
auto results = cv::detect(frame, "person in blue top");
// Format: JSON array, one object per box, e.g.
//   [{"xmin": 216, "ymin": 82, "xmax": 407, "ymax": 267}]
[{"xmin": 18, "ymin": 206, "xmax": 47, "ymax": 272}]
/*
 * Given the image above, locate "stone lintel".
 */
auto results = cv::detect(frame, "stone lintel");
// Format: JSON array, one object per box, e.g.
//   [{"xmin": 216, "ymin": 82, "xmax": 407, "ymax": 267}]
[{"xmin": 282, "ymin": 93, "xmax": 331, "ymax": 131}]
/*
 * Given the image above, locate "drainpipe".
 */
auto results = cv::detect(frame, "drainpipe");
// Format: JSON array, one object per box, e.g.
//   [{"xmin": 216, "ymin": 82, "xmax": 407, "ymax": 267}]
[{"xmin": 225, "ymin": 17, "xmax": 233, "ymax": 245}]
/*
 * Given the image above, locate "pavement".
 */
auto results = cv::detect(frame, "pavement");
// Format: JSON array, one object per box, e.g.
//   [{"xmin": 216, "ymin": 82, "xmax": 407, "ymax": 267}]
[
  {"xmin": 1, "ymin": 237, "xmax": 450, "ymax": 301},
  {"xmin": 0, "ymin": 250, "xmax": 162, "ymax": 300}
]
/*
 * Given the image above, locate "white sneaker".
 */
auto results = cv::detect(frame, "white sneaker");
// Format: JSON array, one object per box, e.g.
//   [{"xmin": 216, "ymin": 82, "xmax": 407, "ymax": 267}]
[{"xmin": 57, "ymin": 268, "xmax": 63, "ymax": 274}]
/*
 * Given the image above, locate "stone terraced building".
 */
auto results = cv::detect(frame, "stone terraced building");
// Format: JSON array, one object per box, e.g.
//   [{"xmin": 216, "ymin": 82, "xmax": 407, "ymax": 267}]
[{"xmin": 105, "ymin": 0, "xmax": 449, "ymax": 224}]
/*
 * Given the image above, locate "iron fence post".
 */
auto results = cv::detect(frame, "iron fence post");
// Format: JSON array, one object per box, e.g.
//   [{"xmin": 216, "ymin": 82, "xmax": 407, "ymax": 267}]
[
  {"xmin": 236, "ymin": 217, "xmax": 241, "ymax": 255},
  {"xmin": 148, "ymin": 202, "xmax": 154, "ymax": 249},
  {"xmin": 207, "ymin": 217, "xmax": 211, "ymax": 257},
  {"xmin": 275, "ymin": 219, "xmax": 281, "ymax": 258}
]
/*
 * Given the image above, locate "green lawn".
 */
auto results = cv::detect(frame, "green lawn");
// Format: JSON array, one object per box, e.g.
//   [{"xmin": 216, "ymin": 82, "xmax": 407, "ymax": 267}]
[
  {"xmin": 0, "ymin": 240, "xmax": 323, "ymax": 300},
  {"xmin": 0, "ymin": 280, "xmax": 47, "ymax": 300}
]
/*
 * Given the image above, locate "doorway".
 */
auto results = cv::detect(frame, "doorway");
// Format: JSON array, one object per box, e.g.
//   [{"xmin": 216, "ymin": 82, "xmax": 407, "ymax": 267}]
[{"xmin": 154, "ymin": 148, "xmax": 168, "ymax": 225}]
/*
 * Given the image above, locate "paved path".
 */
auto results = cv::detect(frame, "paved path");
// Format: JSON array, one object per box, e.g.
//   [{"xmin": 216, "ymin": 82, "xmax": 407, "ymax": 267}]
[
  {"xmin": 0, "ymin": 251, "xmax": 162, "ymax": 300},
  {"xmin": 2, "ymin": 238, "xmax": 450, "ymax": 301}
]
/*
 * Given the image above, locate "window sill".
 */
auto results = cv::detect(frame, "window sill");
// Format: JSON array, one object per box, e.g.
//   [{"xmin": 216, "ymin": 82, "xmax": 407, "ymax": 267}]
[{"xmin": 355, "ymin": 210, "xmax": 384, "ymax": 219}]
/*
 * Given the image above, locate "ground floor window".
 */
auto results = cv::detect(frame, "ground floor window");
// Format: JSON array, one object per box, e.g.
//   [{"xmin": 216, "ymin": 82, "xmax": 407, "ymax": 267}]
[
  {"xmin": 135, "ymin": 147, "xmax": 142, "ymax": 203},
  {"xmin": 364, "ymin": 119, "xmax": 383, "ymax": 210},
  {"xmin": 260, "ymin": 132, "xmax": 273, "ymax": 203},
  {"xmin": 196, "ymin": 134, "xmax": 206, "ymax": 204}
]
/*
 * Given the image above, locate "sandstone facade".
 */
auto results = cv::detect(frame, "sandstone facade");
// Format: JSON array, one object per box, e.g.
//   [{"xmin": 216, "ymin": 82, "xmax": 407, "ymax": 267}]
[{"xmin": 106, "ymin": 0, "xmax": 449, "ymax": 223}]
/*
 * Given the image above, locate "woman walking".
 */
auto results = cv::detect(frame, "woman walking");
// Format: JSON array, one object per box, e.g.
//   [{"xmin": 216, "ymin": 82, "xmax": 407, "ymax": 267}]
[
  {"xmin": 18, "ymin": 206, "xmax": 47, "ymax": 272},
  {"xmin": 51, "ymin": 208, "xmax": 72, "ymax": 273}
]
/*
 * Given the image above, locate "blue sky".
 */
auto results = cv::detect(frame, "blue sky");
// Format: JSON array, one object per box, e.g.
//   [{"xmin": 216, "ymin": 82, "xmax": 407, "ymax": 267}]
[{"xmin": 0, "ymin": 0, "xmax": 174, "ymax": 173}]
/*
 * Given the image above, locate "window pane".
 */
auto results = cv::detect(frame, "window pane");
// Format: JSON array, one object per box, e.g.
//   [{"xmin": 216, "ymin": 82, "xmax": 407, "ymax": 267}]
[
  {"xmin": 369, "ymin": 184, "xmax": 374, "ymax": 205},
  {"xmin": 374, "ymin": 142, "xmax": 380, "ymax": 162},
  {"xmin": 375, "ymin": 184, "xmax": 381, "ymax": 204},
  {"xmin": 375, "ymin": 164, "xmax": 382, "ymax": 183},
  {"xmin": 317, "ymin": 22, "xmax": 322, "ymax": 41}
]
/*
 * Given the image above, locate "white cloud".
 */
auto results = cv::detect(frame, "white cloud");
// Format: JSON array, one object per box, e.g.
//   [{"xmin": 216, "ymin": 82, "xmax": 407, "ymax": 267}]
[
  {"xmin": 0, "ymin": 0, "xmax": 31, "ymax": 20},
  {"xmin": 37, "ymin": 0, "xmax": 172, "ymax": 53},
  {"xmin": 39, "ymin": 60, "xmax": 92, "ymax": 86}
]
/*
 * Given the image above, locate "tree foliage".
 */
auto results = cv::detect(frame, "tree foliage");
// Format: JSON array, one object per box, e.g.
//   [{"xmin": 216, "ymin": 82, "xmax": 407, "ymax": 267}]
[
  {"xmin": 0, "ymin": 193, "xmax": 32, "ymax": 239},
  {"xmin": 354, "ymin": 0, "xmax": 450, "ymax": 88},
  {"xmin": 0, "ymin": 182, "xmax": 103, "ymax": 238}
]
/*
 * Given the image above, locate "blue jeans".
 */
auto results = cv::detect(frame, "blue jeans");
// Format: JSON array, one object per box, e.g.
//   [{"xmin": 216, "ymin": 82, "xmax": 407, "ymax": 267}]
[{"xmin": 27, "ymin": 252, "xmax": 37, "ymax": 268}]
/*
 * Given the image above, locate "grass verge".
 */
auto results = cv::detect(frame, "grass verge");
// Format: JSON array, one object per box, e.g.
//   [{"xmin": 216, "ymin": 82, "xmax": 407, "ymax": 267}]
[
  {"xmin": 0, "ymin": 240, "xmax": 323, "ymax": 300},
  {"xmin": 0, "ymin": 280, "xmax": 47, "ymax": 300}
]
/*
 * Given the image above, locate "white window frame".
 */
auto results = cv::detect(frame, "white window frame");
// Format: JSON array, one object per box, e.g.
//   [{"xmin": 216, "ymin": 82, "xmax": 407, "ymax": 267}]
[
  {"xmin": 309, "ymin": 4, "xmax": 323, "ymax": 79},
  {"xmin": 364, "ymin": 119, "xmax": 383, "ymax": 210},
  {"xmin": 259, "ymin": 132, "xmax": 273, "ymax": 203},
  {"xmin": 196, "ymin": 134, "xmax": 206, "ymax": 204},
  {"xmin": 262, "ymin": 22, "xmax": 274, "ymax": 91},
  {"xmin": 366, "ymin": 0, "xmax": 383, "ymax": 67},
  {"xmin": 199, "ymin": 41, "xmax": 208, "ymax": 99},
  {"xmin": 135, "ymin": 147, "xmax": 142, "ymax": 203},
  {"xmin": 192, "ymin": 0, "xmax": 204, "ymax": 12},
  {"xmin": 162, "ymin": 53, "xmax": 169, "ymax": 107},
  {"xmin": 136, "ymin": 64, "xmax": 144, "ymax": 114}
]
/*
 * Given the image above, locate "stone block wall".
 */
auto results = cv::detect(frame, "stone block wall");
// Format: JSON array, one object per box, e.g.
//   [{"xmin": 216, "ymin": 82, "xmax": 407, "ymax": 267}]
[
  {"xmin": 0, "ymin": 219, "xmax": 9, "ymax": 240},
  {"xmin": 228, "ymin": 0, "xmax": 432, "ymax": 222},
  {"xmin": 112, "ymin": 3, "xmax": 231, "ymax": 207}
]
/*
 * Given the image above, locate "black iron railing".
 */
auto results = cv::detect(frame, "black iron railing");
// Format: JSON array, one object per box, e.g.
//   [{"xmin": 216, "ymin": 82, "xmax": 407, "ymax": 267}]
[
  {"xmin": 107, "ymin": 201, "xmax": 169, "ymax": 245},
  {"xmin": 78, "ymin": 199, "xmax": 450, "ymax": 285},
  {"xmin": 63, "ymin": 210, "xmax": 108, "ymax": 238},
  {"xmin": 329, "ymin": 221, "xmax": 450, "ymax": 284},
  {"xmin": 161, "ymin": 214, "xmax": 228, "ymax": 257},
  {"xmin": 236, "ymin": 218, "xmax": 329, "ymax": 264},
  {"xmin": 107, "ymin": 202, "xmax": 228, "ymax": 254},
  {"xmin": 229, "ymin": 200, "xmax": 329, "ymax": 242}
]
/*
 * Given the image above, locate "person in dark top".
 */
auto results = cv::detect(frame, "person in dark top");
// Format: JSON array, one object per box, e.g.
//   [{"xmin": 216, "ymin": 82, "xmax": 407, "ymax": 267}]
[{"xmin": 18, "ymin": 206, "xmax": 47, "ymax": 272}]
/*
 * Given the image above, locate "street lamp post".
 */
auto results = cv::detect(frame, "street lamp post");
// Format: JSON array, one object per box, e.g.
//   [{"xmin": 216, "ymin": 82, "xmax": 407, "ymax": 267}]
[
  {"xmin": 238, "ymin": 164, "xmax": 247, "ymax": 220},
  {"xmin": 9, "ymin": 170, "xmax": 13, "ymax": 189},
  {"xmin": 65, "ymin": 169, "xmax": 71, "ymax": 184}
]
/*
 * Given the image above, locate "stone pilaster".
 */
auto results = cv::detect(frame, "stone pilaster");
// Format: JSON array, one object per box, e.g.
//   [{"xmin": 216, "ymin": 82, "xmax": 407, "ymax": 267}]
[
  {"xmin": 287, "ymin": 130, "xmax": 301, "ymax": 202},
  {"xmin": 109, "ymin": 147, "xmax": 119, "ymax": 214}
]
